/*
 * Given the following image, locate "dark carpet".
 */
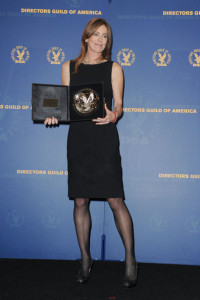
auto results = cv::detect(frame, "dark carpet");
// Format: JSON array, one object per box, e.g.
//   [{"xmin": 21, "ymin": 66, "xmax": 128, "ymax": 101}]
[{"xmin": 0, "ymin": 259, "xmax": 199, "ymax": 300}]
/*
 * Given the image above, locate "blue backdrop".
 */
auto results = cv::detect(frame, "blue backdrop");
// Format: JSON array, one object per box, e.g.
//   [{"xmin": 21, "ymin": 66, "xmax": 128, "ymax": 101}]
[{"xmin": 0, "ymin": 0, "xmax": 200, "ymax": 265}]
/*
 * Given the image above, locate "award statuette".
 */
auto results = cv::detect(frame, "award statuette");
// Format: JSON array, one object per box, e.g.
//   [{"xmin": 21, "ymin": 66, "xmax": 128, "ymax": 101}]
[{"xmin": 32, "ymin": 82, "xmax": 105, "ymax": 122}]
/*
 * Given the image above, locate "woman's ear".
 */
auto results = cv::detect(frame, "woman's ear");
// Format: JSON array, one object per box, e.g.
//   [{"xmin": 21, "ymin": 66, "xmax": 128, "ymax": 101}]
[{"xmin": 85, "ymin": 39, "xmax": 88, "ymax": 43}]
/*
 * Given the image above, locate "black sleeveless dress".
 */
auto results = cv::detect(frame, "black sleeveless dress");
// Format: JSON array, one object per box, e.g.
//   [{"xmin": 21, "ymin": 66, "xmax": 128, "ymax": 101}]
[{"xmin": 67, "ymin": 60, "xmax": 125, "ymax": 199}]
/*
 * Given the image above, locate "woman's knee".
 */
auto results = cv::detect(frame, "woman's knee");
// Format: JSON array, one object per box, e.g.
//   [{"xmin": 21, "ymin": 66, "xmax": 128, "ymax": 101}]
[
  {"xmin": 107, "ymin": 197, "xmax": 124, "ymax": 211},
  {"xmin": 74, "ymin": 197, "xmax": 90, "ymax": 208}
]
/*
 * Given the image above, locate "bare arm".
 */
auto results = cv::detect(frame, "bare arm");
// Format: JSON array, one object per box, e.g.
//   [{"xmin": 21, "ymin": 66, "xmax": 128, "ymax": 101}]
[
  {"xmin": 93, "ymin": 61, "xmax": 124, "ymax": 125},
  {"xmin": 62, "ymin": 60, "xmax": 70, "ymax": 85},
  {"xmin": 44, "ymin": 61, "xmax": 70, "ymax": 125},
  {"xmin": 111, "ymin": 62, "xmax": 123, "ymax": 119}
]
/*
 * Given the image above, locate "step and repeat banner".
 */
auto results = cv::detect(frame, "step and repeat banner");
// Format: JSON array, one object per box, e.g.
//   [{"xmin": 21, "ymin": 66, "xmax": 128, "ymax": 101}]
[{"xmin": 0, "ymin": 0, "xmax": 200, "ymax": 265}]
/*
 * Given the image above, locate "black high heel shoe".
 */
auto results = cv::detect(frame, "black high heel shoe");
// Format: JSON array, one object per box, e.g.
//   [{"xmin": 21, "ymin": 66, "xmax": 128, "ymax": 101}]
[
  {"xmin": 77, "ymin": 259, "xmax": 94, "ymax": 284},
  {"xmin": 122, "ymin": 263, "xmax": 138, "ymax": 288}
]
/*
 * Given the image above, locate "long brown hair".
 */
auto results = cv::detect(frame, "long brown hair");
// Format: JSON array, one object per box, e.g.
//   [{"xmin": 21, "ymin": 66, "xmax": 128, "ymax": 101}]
[{"xmin": 74, "ymin": 18, "xmax": 112, "ymax": 73}]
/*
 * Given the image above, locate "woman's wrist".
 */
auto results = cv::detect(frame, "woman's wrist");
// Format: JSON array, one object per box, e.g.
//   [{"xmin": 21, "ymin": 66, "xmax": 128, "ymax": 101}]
[{"xmin": 112, "ymin": 111, "xmax": 117, "ymax": 123}]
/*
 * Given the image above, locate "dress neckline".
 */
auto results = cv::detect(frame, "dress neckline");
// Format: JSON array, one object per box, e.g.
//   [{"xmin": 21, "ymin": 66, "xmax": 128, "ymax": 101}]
[{"xmin": 80, "ymin": 60, "xmax": 110, "ymax": 66}]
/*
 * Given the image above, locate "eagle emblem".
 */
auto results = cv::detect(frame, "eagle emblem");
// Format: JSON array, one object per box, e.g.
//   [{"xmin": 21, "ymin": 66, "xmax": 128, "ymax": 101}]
[
  {"xmin": 16, "ymin": 50, "xmax": 25, "ymax": 63},
  {"xmin": 117, "ymin": 48, "xmax": 135, "ymax": 66},
  {"xmin": 158, "ymin": 52, "xmax": 167, "ymax": 65},
  {"xmin": 153, "ymin": 49, "xmax": 171, "ymax": 66},
  {"xmin": 194, "ymin": 53, "xmax": 200, "ymax": 64},
  {"xmin": 188, "ymin": 49, "xmax": 200, "ymax": 67},
  {"xmin": 73, "ymin": 88, "xmax": 99, "ymax": 115},
  {"xmin": 52, "ymin": 51, "xmax": 60, "ymax": 63},
  {"xmin": 47, "ymin": 47, "xmax": 65, "ymax": 64},
  {"xmin": 122, "ymin": 51, "xmax": 131, "ymax": 63},
  {"xmin": 11, "ymin": 46, "xmax": 30, "ymax": 63}
]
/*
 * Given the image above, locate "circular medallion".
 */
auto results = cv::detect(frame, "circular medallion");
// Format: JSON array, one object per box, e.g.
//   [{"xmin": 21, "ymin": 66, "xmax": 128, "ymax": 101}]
[{"xmin": 73, "ymin": 88, "xmax": 99, "ymax": 115}]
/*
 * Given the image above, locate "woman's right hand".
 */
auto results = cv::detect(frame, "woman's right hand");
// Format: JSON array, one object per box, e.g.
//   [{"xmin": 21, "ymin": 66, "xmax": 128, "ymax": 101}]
[{"xmin": 44, "ymin": 117, "xmax": 58, "ymax": 126}]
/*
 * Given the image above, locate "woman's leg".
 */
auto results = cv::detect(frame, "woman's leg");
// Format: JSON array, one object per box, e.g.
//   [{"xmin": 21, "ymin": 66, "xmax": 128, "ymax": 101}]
[
  {"xmin": 107, "ymin": 198, "xmax": 137, "ymax": 280},
  {"xmin": 74, "ymin": 198, "xmax": 92, "ymax": 276}
]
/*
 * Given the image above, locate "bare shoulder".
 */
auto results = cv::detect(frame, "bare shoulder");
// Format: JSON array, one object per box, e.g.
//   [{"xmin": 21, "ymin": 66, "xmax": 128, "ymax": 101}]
[
  {"xmin": 112, "ymin": 61, "xmax": 123, "ymax": 72},
  {"xmin": 62, "ymin": 60, "xmax": 70, "ymax": 85},
  {"xmin": 62, "ymin": 60, "xmax": 70, "ymax": 70},
  {"xmin": 112, "ymin": 61, "xmax": 124, "ymax": 81},
  {"xmin": 112, "ymin": 62, "xmax": 123, "ymax": 78}
]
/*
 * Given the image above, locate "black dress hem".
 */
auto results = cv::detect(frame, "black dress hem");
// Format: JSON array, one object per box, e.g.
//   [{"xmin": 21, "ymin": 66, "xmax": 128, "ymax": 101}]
[{"xmin": 68, "ymin": 196, "xmax": 125, "ymax": 201}]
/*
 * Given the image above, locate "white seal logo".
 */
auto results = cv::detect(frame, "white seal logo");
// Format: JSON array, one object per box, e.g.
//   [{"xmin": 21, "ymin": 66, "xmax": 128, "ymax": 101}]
[
  {"xmin": 7, "ymin": 209, "xmax": 25, "ymax": 228},
  {"xmin": 150, "ymin": 215, "xmax": 164, "ymax": 231},
  {"xmin": 0, "ymin": 94, "xmax": 21, "ymax": 142},
  {"xmin": 67, "ymin": 0, "xmax": 83, "ymax": 7},
  {"xmin": 186, "ymin": 216, "xmax": 200, "ymax": 233},
  {"xmin": 42, "ymin": 211, "xmax": 60, "ymax": 228}
]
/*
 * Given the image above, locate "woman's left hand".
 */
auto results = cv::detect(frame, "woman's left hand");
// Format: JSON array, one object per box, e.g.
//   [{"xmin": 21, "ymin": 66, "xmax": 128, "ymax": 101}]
[{"xmin": 92, "ymin": 103, "xmax": 116, "ymax": 125}]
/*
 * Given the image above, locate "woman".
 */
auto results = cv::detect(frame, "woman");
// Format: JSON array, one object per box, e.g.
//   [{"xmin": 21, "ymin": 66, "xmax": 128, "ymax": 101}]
[{"xmin": 44, "ymin": 18, "xmax": 138, "ymax": 288}]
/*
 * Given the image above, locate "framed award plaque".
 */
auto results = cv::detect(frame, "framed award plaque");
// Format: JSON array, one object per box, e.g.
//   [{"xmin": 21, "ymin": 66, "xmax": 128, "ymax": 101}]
[{"xmin": 32, "ymin": 82, "xmax": 105, "ymax": 122}]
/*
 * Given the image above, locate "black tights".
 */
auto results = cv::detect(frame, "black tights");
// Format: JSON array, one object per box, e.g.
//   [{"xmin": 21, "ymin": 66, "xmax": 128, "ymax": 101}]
[{"xmin": 73, "ymin": 197, "xmax": 136, "ymax": 279}]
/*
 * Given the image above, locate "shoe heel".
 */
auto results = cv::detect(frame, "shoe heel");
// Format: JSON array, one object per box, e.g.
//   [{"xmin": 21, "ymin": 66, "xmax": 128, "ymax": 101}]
[
  {"xmin": 77, "ymin": 259, "xmax": 94, "ymax": 284},
  {"xmin": 122, "ymin": 262, "xmax": 138, "ymax": 289}
]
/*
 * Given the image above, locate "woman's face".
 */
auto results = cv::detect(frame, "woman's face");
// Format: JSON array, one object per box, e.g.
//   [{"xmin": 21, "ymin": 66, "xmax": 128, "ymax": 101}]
[{"xmin": 85, "ymin": 25, "xmax": 108, "ymax": 55}]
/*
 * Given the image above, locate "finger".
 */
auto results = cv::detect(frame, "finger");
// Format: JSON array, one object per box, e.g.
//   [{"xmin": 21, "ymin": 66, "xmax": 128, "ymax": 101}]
[
  {"xmin": 52, "ymin": 117, "xmax": 57, "ymax": 125},
  {"xmin": 104, "ymin": 103, "xmax": 109, "ymax": 112},
  {"xmin": 92, "ymin": 117, "xmax": 106, "ymax": 123},
  {"xmin": 95, "ymin": 118, "xmax": 110, "ymax": 124},
  {"xmin": 98, "ymin": 117, "xmax": 107, "ymax": 121},
  {"xmin": 96, "ymin": 121, "xmax": 109, "ymax": 125},
  {"xmin": 94, "ymin": 119, "xmax": 107, "ymax": 124},
  {"xmin": 44, "ymin": 118, "xmax": 50, "ymax": 125}
]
